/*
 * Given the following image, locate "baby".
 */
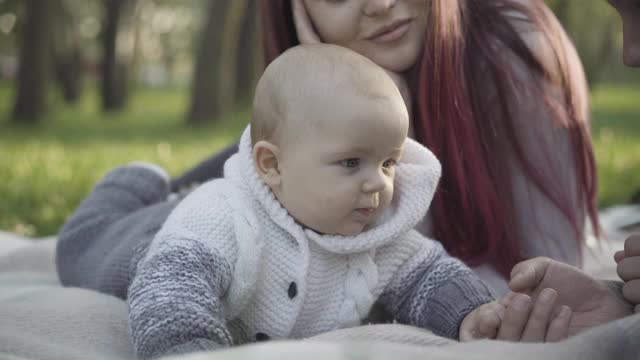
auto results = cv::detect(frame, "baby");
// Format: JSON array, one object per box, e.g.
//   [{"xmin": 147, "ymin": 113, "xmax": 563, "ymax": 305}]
[{"xmin": 60, "ymin": 44, "xmax": 506, "ymax": 360}]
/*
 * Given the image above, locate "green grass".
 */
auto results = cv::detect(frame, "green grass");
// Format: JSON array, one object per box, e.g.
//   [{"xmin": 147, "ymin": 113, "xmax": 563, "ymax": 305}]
[
  {"xmin": 0, "ymin": 83, "xmax": 639, "ymax": 236},
  {"xmin": 591, "ymin": 85, "xmax": 640, "ymax": 207},
  {"xmin": 0, "ymin": 84, "xmax": 248, "ymax": 236}
]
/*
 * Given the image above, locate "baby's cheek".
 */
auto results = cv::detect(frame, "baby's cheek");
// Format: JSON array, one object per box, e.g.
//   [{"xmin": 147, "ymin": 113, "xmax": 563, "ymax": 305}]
[
  {"xmin": 316, "ymin": 192, "xmax": 343, "ymax": 216},
  {"xmin": 382, "ymin": 183, "xmax": 394, "ymax": 208}
]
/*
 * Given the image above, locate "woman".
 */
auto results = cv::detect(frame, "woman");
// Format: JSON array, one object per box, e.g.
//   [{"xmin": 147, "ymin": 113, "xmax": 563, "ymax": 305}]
[{"xmin": 175, "ymin": 0, "xmax": 599, "ymax": 295}]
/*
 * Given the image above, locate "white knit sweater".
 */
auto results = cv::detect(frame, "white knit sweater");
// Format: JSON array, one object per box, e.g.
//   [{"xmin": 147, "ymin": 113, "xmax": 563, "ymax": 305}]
[{"xmin": 129, "ymin": 127, "xmax": 494, "ymax": 359}]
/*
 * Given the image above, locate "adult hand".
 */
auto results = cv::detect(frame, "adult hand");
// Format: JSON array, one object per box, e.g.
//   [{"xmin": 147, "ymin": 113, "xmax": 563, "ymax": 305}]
[
  {"xmin": 509, "ymin": 257, "xmax": 634, "ymax": 335},
  {"xmin": 614, "ymin": 234, "xmax": 640, "ymax": 312},
  {"xmin": 292, "ymin": 0, "xmax": 321, "ymax": 44},
  {"xmin": 459, "ymin": 290, "xmax": 570, "ymax": 342}
]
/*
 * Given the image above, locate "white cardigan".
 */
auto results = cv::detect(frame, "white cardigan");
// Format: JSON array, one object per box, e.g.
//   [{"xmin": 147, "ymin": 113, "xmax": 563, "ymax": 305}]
[{"xmin": 129, "ymin": 127, "xmax": 493, "ymax": 359}]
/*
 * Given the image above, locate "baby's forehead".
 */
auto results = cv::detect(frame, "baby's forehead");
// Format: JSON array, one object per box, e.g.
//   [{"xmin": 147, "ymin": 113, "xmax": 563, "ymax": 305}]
[{"xmin": 252, "ymin": 44, "xmax": 405, "ymax": 145}]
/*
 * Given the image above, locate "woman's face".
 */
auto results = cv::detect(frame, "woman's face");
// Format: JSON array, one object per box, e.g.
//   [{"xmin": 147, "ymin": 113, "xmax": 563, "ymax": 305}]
[{"xmin": 302, "ymin": 0, "xmax": 427, "ymax": 72}]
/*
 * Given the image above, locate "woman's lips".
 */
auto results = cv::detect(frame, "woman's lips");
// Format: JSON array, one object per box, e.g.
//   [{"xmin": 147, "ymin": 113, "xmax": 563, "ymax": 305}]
[{"xmin": 367, "ymin": 19, "xmax": 412, "ymax": 44}]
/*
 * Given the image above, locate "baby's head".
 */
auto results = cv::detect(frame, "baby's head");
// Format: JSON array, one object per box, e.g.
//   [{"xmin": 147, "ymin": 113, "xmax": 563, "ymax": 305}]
[{"xmin": 251, "ymin": 44, "xmax": 408, "ymax": 236}]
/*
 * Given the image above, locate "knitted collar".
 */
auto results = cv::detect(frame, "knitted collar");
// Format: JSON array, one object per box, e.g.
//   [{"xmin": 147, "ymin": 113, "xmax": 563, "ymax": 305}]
[{"xmin": 224, "ymin": 126, "xmax": 441, "ymax": 255}]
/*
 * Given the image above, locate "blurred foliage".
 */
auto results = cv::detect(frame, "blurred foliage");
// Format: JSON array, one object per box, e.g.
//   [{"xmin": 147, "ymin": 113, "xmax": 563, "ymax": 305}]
[
  {"xmin": 0, "ymin": 84, "xmax": 248, "ymax": 236},
  {"xmin": 1, "ymin": 83, "xmax": 639, "ymax": 236},
  {"xmin": 0, "ymin": 1, "xmax": 639, "ymax": 235},
  {"xmin": 545, "ymin": 0, "xmax": 640, "ymax": 86},
  {"xmin": 591, "ymin": 85, "xmax": 640, "ymax": 207},
  {"xmin": 0, "ymin": 0, "xmax": 204, "ymax": 84}
]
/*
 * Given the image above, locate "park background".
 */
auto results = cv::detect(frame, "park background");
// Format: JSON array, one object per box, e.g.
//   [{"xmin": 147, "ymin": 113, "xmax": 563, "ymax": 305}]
[{"xmin": 0, "ymin": 0, "xmax": 639, "ymax": 237}]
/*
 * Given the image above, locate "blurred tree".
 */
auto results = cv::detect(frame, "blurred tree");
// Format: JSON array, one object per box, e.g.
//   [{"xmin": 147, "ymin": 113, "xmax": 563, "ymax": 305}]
[
  {"xmin": 235, "ymin": 0, "xmax": 260, "ymax": 105},
  {"xmin": 545, "ymin": 0, "xmax": 620, "ymax": 86},
  {"xmin": 0, "ymin": 0, "xmax": 23, "ymax": 54},
  {"xmin": 187, "ymin": 0, "xmax": 228, "ymax": 124},
  {"xmin": 189, "ymin": 0, "xmax": 257, "ymax": 124},
  {"xmin": 217, "ymin": 0, "xmax": 250, "ymax": 115},
  {"xmin": 101, "ymin": 0, "xmax": 136, "ymax": 111},
  {"xmin": 53, "ymin": 0, "xmax": 84, "ymax": 104},
  {"xmin": 12, "ymin": 0, "xmax": 53, "ymax": 123}
]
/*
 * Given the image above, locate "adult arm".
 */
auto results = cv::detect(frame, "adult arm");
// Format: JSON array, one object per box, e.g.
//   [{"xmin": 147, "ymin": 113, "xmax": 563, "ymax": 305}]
[{"xmin": 509, "ymin": 256, "xmax": 633, "ymax": 335}]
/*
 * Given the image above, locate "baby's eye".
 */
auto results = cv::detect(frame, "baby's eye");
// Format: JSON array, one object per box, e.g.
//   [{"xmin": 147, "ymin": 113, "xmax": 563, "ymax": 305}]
[
  {"xmin": 382, "ymin": 159, "xmax": 397, "ymax": 169},
  {"xmin": 340, "ymin": 158, "xmax": 360, "ymax": 168}
]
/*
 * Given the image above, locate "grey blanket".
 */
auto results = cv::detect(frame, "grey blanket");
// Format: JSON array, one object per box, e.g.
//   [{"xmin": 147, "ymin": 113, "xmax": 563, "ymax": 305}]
[{"xmin": 1, "ymin": 235, "xmax": 639, "ymax": 360}]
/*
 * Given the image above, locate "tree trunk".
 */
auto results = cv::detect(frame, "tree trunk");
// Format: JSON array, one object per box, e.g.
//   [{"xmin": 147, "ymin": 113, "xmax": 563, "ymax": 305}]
[
  {"xmin": 187, "ymin": 0, "xmax": 229, "ymax": 125},
  {"xmin": 217, "ymin": 0, "xmax": 250, "ymax": 115},
  {"xmin": 55, "ymin": 49, "xmax": 83, "ymax": 104},
  {"xmin": 235, "ymin": 0, "xmax": 259, "ymax": 104},
  {"xmin": 53, "ymin": 0, "xmax": 83, "ymax": 104},
  {"xmin": 101, "ymin": 0, "xmax": 128, "ymax": 112},
  {"xmin": 12, "ymin": 0, "xmax": 52, "ymax": 123}
]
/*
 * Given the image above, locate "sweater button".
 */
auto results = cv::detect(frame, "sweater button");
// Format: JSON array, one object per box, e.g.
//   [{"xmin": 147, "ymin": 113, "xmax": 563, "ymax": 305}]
[
  {"xmin": 255, "ymin": 332, "xmax": 270, "ymax": 341},
  {"xmin": 288, "ymin": 281, "xmax": 297, "ymax": 299}
]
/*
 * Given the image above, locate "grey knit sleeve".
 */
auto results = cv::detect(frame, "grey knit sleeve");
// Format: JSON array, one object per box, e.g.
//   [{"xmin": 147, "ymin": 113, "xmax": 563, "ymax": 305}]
[
  {"xmin": 128, "ymin": 237, "xmax": 234, "ymax": 359},
  {"xmin": 379, "ymin": 234, "xmax": 495, "ymax": 339},
  {"xmin": 127, "ymin": 182, "xmax": 241, "ymax": 359}
]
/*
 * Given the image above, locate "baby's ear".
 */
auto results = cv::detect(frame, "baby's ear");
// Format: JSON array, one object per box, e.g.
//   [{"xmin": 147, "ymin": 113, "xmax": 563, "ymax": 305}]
[{"xmin": 253, "ymin": 140, "xmax": 281, "ymax": 187}]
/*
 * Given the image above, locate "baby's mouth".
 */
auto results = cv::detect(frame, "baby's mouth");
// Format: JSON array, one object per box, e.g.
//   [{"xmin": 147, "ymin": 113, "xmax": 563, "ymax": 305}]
[{"xmin": 355, "ymin": 208, "xmax": 376, "ymax": 217}]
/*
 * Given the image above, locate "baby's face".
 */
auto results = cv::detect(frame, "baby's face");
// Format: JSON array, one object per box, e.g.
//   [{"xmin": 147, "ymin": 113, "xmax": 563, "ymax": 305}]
[{"xmin": 275, "ymin": 92, "xmax": 408, "ymax": 236}]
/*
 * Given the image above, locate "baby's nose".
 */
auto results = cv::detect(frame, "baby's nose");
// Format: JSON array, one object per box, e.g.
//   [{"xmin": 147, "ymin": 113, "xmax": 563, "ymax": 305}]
[{"xmin": 362, "ymin": 171, "xmax": 386, "ymax": 193}]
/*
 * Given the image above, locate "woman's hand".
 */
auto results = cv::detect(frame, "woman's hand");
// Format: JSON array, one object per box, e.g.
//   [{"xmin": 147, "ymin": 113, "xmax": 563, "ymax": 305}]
[
  {"xmin": 615, "ymin": 234, "xmax": 640, "ymax": 312},
  {"xmin": 292, "ymin": 0, "xmax": 321, "ymax": 44},
  {"xmin": 459, "ymin": 290, "xmax": 570, "ymax": 342},
  {"xmin": 509, "ymin": 257, "xmax": 634, "ymax": 335}
]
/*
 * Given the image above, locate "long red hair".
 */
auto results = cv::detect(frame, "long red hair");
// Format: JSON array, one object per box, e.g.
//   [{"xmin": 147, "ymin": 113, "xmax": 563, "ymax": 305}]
[{"xmin": 259, "ymin": 0, "xmax": 599, "ymax": 277}]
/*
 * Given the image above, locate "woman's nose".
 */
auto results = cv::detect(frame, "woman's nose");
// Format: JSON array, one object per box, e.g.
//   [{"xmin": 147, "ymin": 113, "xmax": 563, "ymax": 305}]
[{"xmin": 363, "ymin": 0, "xmax": 398, "ymax": 17}]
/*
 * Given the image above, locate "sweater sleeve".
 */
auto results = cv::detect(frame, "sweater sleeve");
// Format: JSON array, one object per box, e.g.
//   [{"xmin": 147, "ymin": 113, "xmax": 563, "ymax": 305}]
[
  {"xmin": 378, "ymin": 231, "xmax": 495, "ymax": 339},
  {"xmin": 127, "ymin": 181, "xmax": 240, "ymax": 360}
]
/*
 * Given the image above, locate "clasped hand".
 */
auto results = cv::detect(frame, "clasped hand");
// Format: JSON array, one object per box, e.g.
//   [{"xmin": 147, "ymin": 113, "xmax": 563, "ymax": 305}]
[{"xmin": 460, "ymin": 255, "xmax": 635, "ymax": 342}]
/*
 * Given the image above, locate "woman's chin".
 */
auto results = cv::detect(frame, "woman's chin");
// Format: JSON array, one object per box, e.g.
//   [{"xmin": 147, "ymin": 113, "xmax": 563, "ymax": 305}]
[{"xmin": 367, "ymin": 47, "xmax": 421, "ymax": 73}]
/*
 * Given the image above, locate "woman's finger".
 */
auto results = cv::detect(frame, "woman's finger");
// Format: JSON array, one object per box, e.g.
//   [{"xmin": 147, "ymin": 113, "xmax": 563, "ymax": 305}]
[
  {"xmin": 614, "ymin": 250, "xmax": 625, "ymax": 263},
  {"xmin": 624, "ymin": 234, "xmax": 640, "ymax": 257},
  {"xmin": 617, "ymin": 256, "xmax": 640, "ymax": 281},
  {"xmin": 496, "ymin": 293, "xmax": 532, "ymax": 341},
  {"xmin": 292, "ymin": 0, "xmax": 322, "ymax": 44},
  {"xmin": 520, "ymin": 288, "xmax": 557, "ymax": 342},
  {"xmin": 622, "ymin": 279, "xmax": 640, "ymax": 304},
  {"xmin": 509, "ymin": 257, "xmax": 551, "ymax": 293},
  {"xmin": 544, "ymin": 306, "xmax": 572, "ymax": 342}
]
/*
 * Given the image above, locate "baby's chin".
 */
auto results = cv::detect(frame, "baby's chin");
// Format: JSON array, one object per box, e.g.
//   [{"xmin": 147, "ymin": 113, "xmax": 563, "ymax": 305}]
[
  {"xmin": 304, "ymin": 223, "xmax": 367, "ymax": 237},
  {"xmin": 332, "ymin": 222, "xmax": 374, "ymax": 237}
]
